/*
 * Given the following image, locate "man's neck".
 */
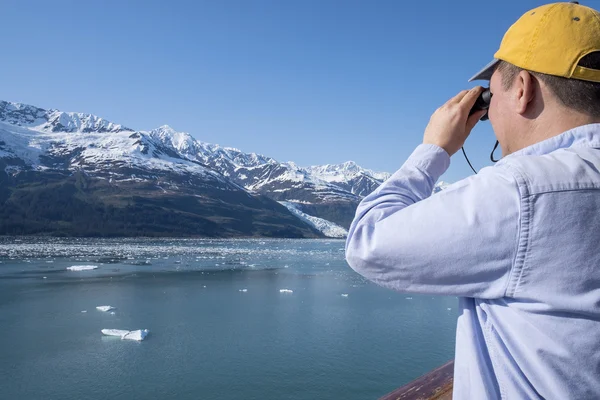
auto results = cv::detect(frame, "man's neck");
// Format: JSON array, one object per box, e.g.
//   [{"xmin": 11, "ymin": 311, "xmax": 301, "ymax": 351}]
[{"xmin": 511, "ymin": 112, "xmax": 600, "ymax": 154}]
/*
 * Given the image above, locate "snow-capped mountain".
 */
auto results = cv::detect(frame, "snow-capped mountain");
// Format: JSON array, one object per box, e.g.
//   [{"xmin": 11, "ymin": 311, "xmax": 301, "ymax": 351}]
[
  {"xmin": 0, "ymin": 100, "xmax": 131, "ymax": 133},
  {"xmin": 145, "ymin": 125, "xmax": 395, "ymax": 227},
  {"xmin": 0, "ymin": 100, "xmax": 449, "ymax": 237},
  {"xmin": 0, "ymin": 118, "xmax": 235, "ymax": 193},
  {"xmin": 309, "ymin": 161, "xmax": 390, "ymax": 182},
  {"xmin": 307, "ymin": 161, "xmax": 391, "ymax": 197},
  {"xmin": 147, "ymin": 125, "xmax": 362, "ymax": 200},
  {"xmin": 0, "ymin": 102, "xmax": 322, "ymax": 238}
]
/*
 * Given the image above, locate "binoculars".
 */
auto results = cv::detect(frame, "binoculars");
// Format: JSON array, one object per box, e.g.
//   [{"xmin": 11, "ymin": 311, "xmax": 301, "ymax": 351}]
[{"xmin": 469, "ymin": 88, "xmax": 492, "ymax": 120}]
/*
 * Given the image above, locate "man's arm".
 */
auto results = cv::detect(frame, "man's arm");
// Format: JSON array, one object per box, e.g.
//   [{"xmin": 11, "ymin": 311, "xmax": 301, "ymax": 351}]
[
  {"xmin": 345, "ymin": 144, "xmax": 521, "ymax": 298},
  {"xmin": 345, "ymin": 87, "xmax": 521, "ymax": 299}
]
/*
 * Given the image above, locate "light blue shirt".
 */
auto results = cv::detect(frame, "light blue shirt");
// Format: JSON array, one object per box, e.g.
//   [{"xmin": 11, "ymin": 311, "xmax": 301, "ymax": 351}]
[{"xmin": 345, "ymin": 123, "xmax": 600, "ymax": 399}]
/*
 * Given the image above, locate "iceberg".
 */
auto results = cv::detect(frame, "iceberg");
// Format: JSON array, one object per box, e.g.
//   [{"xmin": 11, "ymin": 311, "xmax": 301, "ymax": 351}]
[
  {"xmin": 279, "ymin": 289, "xmax": 293, "ymax": 294},
  {"xmin": 341, "ymin": 293, "xmax": 349, "ymax": 297},
  {"xmin": 101, "ymin": 329, "xmax": 149, "ymax": 341},
  {"xmin": 239, "ymin": 289, "xmax": 248, "ymax": 292},
  {"xmin": 102, "ymin": 329, "xmax": 129, "ymax": 337},
  {"xmin": 123, "ymin": 329, "xmax": 149, "ymax": 341},
  {"xmin": 67, "ymin": 265, "xmax": 98, "ymax": 271},
  {"xmin": 96, "ymin": 306, "xmax": 116, "ymax": 312}
]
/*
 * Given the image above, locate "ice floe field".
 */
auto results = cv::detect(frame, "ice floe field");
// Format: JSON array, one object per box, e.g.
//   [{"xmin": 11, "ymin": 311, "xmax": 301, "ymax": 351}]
[{"xmin": 0, "ymin": 237, "xmax": 458, "ymax": 400}]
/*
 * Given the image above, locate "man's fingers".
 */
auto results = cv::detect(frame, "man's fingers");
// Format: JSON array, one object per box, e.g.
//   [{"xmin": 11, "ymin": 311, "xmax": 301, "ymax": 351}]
[
  {"xmin": 447, "ymin": 87, "xmax": 484, "ymax": 109},
  {"xmin": 466, "ymin": 109, "xmax": 487, "ymax": 132},
  {"xmin": 448, "ymin": 90, "xmax": 470, "ymax": 105},
  {"xmin": 459, "ymin": 86, "xmax": 484, "ymax": 108}
]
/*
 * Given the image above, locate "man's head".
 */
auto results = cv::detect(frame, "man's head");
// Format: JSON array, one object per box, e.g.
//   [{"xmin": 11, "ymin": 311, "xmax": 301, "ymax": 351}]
[{"xmin": 470, "ymin": 2, "xmax": 600, "ymax": 156}]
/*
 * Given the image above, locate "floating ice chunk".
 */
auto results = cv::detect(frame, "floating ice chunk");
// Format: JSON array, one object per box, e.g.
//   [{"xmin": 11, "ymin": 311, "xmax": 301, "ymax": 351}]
[
  {"xmin": 96, "ymin": 306, "xmax": 116, "ymax": 312},
  {"xmin": 279, "ymin": 289, "xmax": 293, "ymax": 294},
  {"xmin": 110, "ymin": 312, "xmax": 116, "ymax": 315},
  {"xmin": 239, "ymin": 289, "xmax": 248, "ymax": 292},
  {"xmin": 447, "ymin": 308, "xmax": 452, "ymax": 311},
  {"xmin": 43, "ymin": 277, "xmax": 47, "ymax": 279},
  {"xmin": 67, "ymin": 265, "xmax": 98, "ymax": 271},
  {"xmin": 123, "ymin": 329, "xmax": 149, "ymax": 341},
  {"xmin": 101, "ymin": 329, "xmax": 149, "ymax": 341},
  {"xmin": 102, "ymin": 329, "xmax": 129, "ymax": 337},
  {"xmin": 405, "ymin": 297, "xmax": 413, "ymax": 300},
  {"xmin": 81, "ymin": 310, "xmax": 87, "ymax": 313},
  {"xmin": 341, "ymin": 294, "xmax": 349, "ymax": 297}
]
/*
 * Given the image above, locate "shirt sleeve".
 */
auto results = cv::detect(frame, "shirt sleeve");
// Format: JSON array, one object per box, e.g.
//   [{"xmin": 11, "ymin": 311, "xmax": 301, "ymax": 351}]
[{"xmin": 345, "ymin": 144, "xmax": 521, "ymax": 299}]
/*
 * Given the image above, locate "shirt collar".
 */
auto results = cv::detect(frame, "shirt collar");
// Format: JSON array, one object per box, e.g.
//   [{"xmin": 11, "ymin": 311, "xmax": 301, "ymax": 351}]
[{"xmin": 496, "ymin": 123, "xmax": 600, "ymax": 166}]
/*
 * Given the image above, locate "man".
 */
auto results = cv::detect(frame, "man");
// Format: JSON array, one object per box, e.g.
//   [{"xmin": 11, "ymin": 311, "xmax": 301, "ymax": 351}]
[{"xmin": 345, "ymin": 2, "xmax": 600, "ymax": 399}]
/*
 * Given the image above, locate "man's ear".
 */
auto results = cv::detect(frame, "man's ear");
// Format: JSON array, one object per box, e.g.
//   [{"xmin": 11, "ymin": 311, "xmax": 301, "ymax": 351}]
[{"xmin": 515, "ymin": 70, "xmax": 535, "ymax": 115}]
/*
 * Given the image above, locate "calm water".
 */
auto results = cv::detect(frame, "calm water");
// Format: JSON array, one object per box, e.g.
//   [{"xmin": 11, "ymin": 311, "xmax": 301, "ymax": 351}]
[{"xmin": 0, "ymin": 238, "xmax": 457, "ymax": 400}]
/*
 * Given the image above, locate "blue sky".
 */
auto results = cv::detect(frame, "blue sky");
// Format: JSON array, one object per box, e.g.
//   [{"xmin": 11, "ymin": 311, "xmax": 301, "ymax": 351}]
[{"xmin": 3, "ymin": 0, "xmax": 598, "ymax": 182}]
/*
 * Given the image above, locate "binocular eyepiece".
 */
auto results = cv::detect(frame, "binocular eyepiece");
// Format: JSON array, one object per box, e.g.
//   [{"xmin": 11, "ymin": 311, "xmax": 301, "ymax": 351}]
[{"xmin": 469, "ymin": 88, "xmax": 492, "ymax": 120}]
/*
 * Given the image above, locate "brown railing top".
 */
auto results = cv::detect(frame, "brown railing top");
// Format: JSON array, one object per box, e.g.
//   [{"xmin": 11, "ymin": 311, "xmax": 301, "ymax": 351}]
[{"xmin": 379, "ymin": 360, "xmax": 454, "ymax": 400}]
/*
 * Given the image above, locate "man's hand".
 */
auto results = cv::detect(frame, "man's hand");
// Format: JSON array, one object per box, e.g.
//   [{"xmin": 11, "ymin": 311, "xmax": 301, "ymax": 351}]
[{"xmin": 423, "ymin": 87, "xmax": 488, "ymax": 156}]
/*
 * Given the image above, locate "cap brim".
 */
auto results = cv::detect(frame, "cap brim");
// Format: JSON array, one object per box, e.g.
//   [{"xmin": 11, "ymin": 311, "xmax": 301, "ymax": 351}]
[{"xmin": 468, "ymin": 59, "xmax": 500, "ymax": 82}]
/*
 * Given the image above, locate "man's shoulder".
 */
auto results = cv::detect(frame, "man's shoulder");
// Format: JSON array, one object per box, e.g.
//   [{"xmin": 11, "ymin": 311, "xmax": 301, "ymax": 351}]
[{"xmin": 497, "ymin": 146, "xmax": 600, "ymax": 195}]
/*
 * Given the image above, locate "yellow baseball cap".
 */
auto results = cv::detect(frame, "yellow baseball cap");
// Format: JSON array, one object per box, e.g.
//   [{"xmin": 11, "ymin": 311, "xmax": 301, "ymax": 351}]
[{"xmin": 469, "ymin": 1, "xmax": 600, "ymax": 83}]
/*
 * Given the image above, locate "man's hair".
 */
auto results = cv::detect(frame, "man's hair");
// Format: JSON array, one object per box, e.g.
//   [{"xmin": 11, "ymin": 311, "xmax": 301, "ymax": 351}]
[{"xmin": 496, "ymin": 52, "xmax": 600, "ymax": 117}]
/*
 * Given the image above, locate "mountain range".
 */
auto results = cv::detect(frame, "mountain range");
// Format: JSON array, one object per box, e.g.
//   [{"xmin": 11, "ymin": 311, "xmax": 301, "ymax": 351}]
[{"xmin": 0, "ymin": 100, "xmax": 448, "ymax": 238}]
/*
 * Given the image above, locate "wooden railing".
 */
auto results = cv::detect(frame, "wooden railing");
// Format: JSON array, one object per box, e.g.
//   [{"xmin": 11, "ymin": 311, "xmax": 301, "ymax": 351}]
[{"xmin": 379, "ymin": 360, "xmax": 454, "ymax": 400}]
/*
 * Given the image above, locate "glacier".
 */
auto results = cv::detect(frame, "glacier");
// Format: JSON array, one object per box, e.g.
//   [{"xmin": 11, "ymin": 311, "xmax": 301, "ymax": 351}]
[{"xmin": 279, "ymin": 201, "xmax": 348, "ymax": 238}]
